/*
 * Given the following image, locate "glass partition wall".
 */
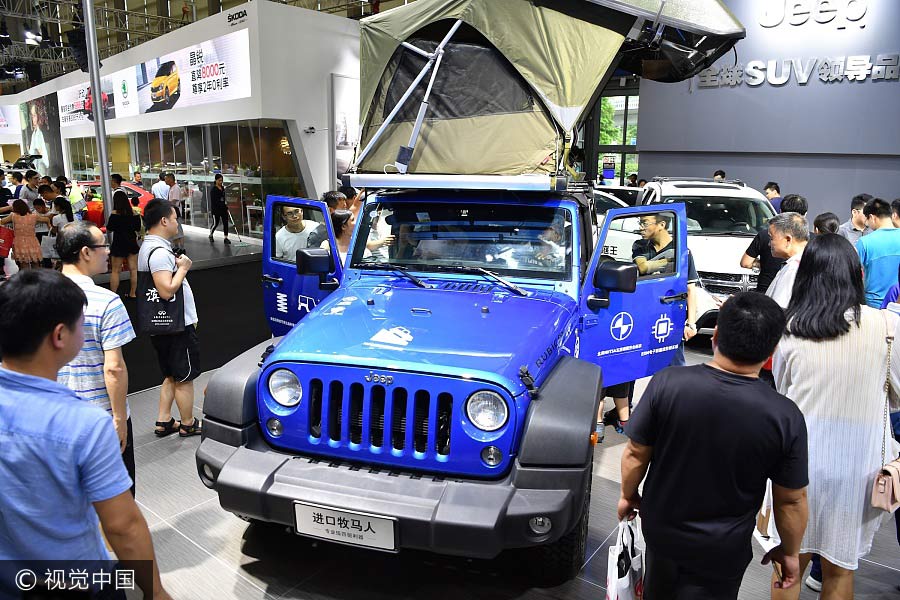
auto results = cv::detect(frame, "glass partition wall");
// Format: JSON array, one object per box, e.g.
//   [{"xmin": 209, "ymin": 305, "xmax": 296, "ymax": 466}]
[{"xmin": 67, "ymin": 119, "xmax": 305, "ymax": 238}]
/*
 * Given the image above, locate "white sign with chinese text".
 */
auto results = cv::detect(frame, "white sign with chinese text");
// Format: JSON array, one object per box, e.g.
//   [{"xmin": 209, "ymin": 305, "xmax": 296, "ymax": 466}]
[
  {"xmin": 294, "ymin": 502, "xmax": 397, "ymax": 551},
  {"xmin": 697, "ymin": 52, "xmax": 899, "ymax": 88},
  {"xmin": 0, "ymin": 105, "xmax": 19, "ymax": 131}
]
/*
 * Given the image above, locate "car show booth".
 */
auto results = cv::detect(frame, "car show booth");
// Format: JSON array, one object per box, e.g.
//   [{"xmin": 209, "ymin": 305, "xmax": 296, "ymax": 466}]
[{"xmin": 0, "ymin": 1, "xmax": 360, "ymax": 240}]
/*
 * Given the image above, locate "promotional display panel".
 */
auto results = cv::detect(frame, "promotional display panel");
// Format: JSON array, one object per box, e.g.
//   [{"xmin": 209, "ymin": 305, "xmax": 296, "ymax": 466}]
[
  {"xmin": 58, "ymin": 27, "xmax": 251, "ymax": 126},
  {"xmin": 0, "ymin": 105, "xmax": 20, "ymax": 132},
  {"xmin": 21, "ymin": 94, "xmax": 64, "ymax": 177},
  {"xmin": 58, "ymin": 78, "xmax": 117, "ymax": 126}
]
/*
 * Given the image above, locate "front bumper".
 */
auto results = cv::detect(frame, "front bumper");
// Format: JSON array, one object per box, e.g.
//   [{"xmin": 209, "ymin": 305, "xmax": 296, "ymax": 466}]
[{"xmin": 196, "ymin": 420, "xmax": 590, "ymax": 559}]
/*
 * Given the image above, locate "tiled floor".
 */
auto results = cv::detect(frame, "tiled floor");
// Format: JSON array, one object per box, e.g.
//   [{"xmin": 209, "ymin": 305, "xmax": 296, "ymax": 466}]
[{"xmin": 129, "ymin": 345, "xmax": 900, "ymax": 599}]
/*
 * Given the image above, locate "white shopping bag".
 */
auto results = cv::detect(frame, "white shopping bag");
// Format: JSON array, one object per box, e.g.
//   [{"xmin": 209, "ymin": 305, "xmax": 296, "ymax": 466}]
[
  {"xmin": 606, "ymin": 520, "xmax": 644, "ymax": 600},
  {"xmin": 753, "ymin": 479, "xmax": 781, "ymax": 553},
  {"xmin": 3, "ymin": 255, "xmax": 18, "ymax": 277}
]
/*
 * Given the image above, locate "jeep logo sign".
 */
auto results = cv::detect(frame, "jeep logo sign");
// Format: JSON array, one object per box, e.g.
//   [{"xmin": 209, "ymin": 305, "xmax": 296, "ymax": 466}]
[
  {"xmin": 227, "ymin": 9, "xmax": 247, "ymax": 25},
  {"xmin": 364, "ymin": 372, "xmax": 394, "ymax": 385}
]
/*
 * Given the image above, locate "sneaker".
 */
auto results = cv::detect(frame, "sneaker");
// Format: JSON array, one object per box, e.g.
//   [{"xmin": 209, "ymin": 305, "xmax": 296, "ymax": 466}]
[
  {"xmin": 602, "ymin": 409, "xmax": 625, "ymax": 434},
  {"xmin": 208, "ymin": 234, "xmax": 214, "ymax": 242},
  {"xmin": 805, "ymin": 574, "xmax": 822, "ymax": 592},
  {"xmin": 224, "ymin": 238, "xmax": 232, "ymax": 245}
]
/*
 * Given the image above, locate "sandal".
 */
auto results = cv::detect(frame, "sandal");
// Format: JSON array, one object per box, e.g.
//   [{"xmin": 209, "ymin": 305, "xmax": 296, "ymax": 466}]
[
  {"xmin": 154, "ymin": 418, "xmax": 181, "ymax": 437},
  {"xmin": 179, "ymin": 418, "xmax": 202, "ymax": 437}
]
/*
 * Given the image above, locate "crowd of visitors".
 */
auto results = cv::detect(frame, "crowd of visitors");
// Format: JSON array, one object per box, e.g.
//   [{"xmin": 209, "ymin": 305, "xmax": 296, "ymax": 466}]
[
  {"xmin": 0, "ymin": 183, "xmax": 199, "ymax": 596},
  {"xmin": 618, "ymin": 187, "xmax": 900, "ymax": 599}
]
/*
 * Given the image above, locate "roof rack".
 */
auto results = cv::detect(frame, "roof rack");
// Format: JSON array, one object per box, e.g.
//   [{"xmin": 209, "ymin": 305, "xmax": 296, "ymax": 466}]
[
  {"xmin": 343, "ymin": 173, "xmax": 569, "ymax": 192},
  {"xmin": 650, "ymin": 176, "xmax": 746, "ymax": 186}
]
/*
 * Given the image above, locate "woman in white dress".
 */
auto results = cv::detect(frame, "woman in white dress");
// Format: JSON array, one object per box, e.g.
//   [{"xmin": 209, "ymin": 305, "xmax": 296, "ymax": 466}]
[{"xmin": 772, "ymin": 233, "xmax": 900, "ymax": 600}]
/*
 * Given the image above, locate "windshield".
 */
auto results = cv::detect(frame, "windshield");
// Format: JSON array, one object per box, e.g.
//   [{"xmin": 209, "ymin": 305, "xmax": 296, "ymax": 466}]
[
  {"xmin": 349, "ymin": 202, "xmax": 573, "ymax": 281},
  {"xmin": 659, "ymin": 196, "xmax": 774, "ymax": 236}
]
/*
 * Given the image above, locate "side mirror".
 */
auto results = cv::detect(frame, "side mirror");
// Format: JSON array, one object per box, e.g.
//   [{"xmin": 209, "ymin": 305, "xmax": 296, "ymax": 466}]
[
  {"xmin": 588, "ymin": 260, "xmax": 638, "ymax": 310},
  {"xmin": 296, "ymin": 248, "xmax": 333, "ymax": 275},
  {"xmin": 297, "ymin": 248, "xmax": 339, "ymax": 291},
  {"xmin": 593, "ymin": 260, "xmax": 638, "ymax": 293}
]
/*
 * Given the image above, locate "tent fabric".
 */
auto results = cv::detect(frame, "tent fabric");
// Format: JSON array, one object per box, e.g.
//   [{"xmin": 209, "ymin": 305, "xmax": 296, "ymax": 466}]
[
  {"xmin": 360, "ymin": 111, "xmax": 560, "ymax": 176},
  {"xmin": 356, "ymin": 0, "xmax": 743, "ymax": 175},
  {"xmin": 585, "ymin": 0, "xmax": 743, "ymax": 37},
  {"xmin": 359, "ymin": 0, "xmax": 632, "ymax": 135}
]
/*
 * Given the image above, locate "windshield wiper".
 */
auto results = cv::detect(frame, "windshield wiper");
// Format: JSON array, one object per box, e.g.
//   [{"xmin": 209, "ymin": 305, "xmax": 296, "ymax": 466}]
[
  {"xmin": 434, "ymin": 265, "xmax": 528, "ymax": 297},
  {"xmin": 352, "ymin": 262, "xmax": 431, "ymax": 288}
]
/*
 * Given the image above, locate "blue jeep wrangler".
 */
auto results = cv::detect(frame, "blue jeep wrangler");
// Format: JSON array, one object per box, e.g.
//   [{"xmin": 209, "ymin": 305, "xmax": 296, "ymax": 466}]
[{"xmin": 196, "ymin": 175, "xmax": 689, "ymax": 583}]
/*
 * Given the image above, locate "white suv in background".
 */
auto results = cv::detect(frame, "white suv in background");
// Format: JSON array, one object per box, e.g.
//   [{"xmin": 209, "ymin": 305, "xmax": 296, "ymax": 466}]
[{"xmin": 640, "ymin": 178, "xmax": 776, "ymax": 334}]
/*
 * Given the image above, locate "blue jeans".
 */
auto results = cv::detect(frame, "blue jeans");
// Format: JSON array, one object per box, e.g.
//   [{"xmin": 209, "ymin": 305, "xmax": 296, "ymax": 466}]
[{"xmin": 670, "ymin": 342, "xmax": 686, "ymax": 367}]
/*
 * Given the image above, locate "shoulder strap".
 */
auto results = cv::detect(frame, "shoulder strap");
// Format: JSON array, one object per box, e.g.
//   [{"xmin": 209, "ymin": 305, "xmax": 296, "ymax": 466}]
[
  {"xmin": 880, "ymin": 310, "xmax": 894, "ymax": 464},
  {"xmin": 142, "ymin": 244, "xmax": 173, "ymax": 273}
]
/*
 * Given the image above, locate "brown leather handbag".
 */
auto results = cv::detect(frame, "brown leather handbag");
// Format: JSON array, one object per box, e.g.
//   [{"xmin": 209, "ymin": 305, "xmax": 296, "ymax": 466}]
[{"xmin": 872, "ymin": 312, "xmax": 900, "ymax": 513}]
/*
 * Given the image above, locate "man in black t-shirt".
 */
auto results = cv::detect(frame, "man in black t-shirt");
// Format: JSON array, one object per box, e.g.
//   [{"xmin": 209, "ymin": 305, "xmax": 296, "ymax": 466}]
[
  {"xmin": 742, "ymin": 228, "xmax": 786, "ymax": 293},
  {"xmin": 619, "ymin": 292, "xmax": 809, "ymax": 598}
]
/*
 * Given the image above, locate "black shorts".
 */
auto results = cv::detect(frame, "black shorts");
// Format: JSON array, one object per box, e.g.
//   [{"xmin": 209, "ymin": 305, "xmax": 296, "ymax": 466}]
[
  {"xmin": 150, "ymin": 325, "xmax": 200, "ymax": 382},
  {"xmin": 602, "ymin": 380, "xmax": 633, "ymax": 399}
]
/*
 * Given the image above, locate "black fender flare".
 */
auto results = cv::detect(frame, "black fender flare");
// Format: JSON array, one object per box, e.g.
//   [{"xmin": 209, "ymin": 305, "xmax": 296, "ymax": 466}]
[
  {"xmin": 517, "ymin": 356, "xmax": 603, "ymax": 467},
  {"xmin": 203, "ymin": 337, "xmax": 281, "ymax": 427}
]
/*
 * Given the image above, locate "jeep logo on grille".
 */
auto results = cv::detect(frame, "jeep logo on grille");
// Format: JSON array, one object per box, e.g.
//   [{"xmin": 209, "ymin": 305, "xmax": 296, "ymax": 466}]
[{"xmin": 364, "ymin": 372, "xmax": 394, "ymax": 385}]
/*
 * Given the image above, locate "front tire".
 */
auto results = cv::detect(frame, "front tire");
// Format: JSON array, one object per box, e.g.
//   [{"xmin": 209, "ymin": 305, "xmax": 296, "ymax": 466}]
[{"xmin": 530, "ymin": 453, "xmax": 592, "ymax": 585}]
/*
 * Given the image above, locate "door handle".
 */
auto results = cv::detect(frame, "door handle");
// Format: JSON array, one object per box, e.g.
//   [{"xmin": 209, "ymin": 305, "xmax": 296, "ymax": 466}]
[
  {"xmin": 660, "ymin": 292, "xmax": 688, "ymax": 304},
  {"xmin": 262, "ymin": 274, "xmax": 283, "ymax": 285}
]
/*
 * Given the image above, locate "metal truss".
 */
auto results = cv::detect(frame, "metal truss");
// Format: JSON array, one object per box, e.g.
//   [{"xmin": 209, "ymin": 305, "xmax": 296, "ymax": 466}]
[
  {"xmin": 0, "ymin": 1, "xmax": 188, "ymax": 82},
  {"xmin": 279, "ymin": 0, "xmax": 379, "ymax": 18},
  {"xmin": 0, "ymin": 0, "xmax": 186, "ymax": 36}
]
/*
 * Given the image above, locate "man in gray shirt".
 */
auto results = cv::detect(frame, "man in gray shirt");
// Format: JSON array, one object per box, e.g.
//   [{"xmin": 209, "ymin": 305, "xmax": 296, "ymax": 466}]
[
  {"xmin": 837, "ymin": 193, "xmax": 872, "ymax": 246},
  {"xmin": 18, "ymin": 170, "xmax": 41, "ymax": 209},
  {"xmin": 138, "ymin": 199, "xmax": 201, "ymax": 438}
]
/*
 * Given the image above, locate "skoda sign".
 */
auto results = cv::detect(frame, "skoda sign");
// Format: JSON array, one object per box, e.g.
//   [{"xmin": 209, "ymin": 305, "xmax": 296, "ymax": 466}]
[{"xmin": 227, "ymin": 9, "xmax": 247, "ymax": 26}]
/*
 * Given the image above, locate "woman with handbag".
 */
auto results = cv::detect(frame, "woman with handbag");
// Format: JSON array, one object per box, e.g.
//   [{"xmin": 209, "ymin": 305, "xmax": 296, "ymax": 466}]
[
  {"xmin": 772, "ymin": 233, "xmax": 900, "ymax": 600},
  {"xmin": 0, "ymin": 200, "xmax": 52, "ymax": 270}
]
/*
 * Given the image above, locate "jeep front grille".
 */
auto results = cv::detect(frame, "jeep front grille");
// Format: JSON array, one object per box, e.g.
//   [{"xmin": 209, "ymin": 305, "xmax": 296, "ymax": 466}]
[
  {"xmin": 308, "ymin": 380, "xmax": 452, "ymax": 457},
  {"xmin": 699, "ymin": 271, "xmax": 743, "ymax": 283}
]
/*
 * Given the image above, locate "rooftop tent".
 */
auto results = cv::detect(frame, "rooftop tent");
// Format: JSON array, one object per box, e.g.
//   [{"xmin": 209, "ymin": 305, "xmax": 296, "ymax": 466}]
[
  {"xmin": 584, "ymin": 0, "xmax": 745, "ymax": 82},
  {"xmin": 355, "ymin": 0, "xmax": 743, "ymax": 176}
]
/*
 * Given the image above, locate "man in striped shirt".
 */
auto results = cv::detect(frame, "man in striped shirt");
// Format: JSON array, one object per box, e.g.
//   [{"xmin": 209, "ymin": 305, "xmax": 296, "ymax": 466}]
[{"xmin": 57, "ymin": 221, "xmax": 137, "ymax": 495}]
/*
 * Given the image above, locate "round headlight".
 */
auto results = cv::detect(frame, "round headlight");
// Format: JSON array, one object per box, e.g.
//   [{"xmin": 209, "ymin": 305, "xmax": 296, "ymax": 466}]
[
  {"xmin": 466, "ymin": 390, "xmax": 508, "ymax": 431},
  {"xmin": 268, "ymin": 369, "xmax": 302, "ymax": 407}
]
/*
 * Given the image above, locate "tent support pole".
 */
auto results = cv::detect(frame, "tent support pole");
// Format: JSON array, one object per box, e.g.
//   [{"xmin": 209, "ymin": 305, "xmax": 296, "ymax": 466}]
[
  {"xmin": 352, "ymin": 19, "xmax": 463, "ymax": 172},
  {"xmin": 399, "ymin": 46, "xmax": 445, "ymax": 173}
]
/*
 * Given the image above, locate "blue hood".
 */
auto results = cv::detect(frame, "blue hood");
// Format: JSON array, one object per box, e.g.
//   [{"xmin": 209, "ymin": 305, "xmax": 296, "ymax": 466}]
[{"xmin": 267, "ymin": 278, "xmax": 578, "ymax": 395}]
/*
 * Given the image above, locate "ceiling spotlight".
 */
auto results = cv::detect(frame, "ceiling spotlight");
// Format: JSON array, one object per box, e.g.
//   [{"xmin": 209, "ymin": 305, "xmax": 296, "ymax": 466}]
[{"xmin": 24, "ymin": 23, "xmax": 41, "ymax": 46}]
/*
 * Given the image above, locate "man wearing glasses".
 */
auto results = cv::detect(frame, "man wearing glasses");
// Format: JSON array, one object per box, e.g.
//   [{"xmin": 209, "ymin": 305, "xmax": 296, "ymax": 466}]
[
  {"xmin": 837, "ymin": 194, "xmax": 872, "ymax": 245},
  {"xmin": 275, "ymin": 205, "xmax": 320, "ymax": 263},
  {"xmin": 18, "ymin": 170, "xmax": 41, "ymax": 209},
  {"xmin": 56, "ymin": 221, "xmax": 138, "ymax": 496},
  {"xmin": 633, "ymin": 214, "xmax": 677, "ymax": 276},
  {"xmin": 632, "ymin": 212, "xmax": 700, "ymax": 364}
]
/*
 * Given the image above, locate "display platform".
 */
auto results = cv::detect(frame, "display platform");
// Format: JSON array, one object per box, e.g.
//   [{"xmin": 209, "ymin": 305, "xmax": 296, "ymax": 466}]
[
  {"xmin": 109, "ymin": 228, "xmax": 269, "ymax": 393},
  {"xmin": 124, "ymin": 339, "xmax": 900, "ymax": 600}
]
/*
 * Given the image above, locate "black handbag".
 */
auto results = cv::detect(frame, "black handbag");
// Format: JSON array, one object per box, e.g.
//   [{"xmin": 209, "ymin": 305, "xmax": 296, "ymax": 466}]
[{"xmin": 137, "ymin": 246, "xmax": 185, "ymax": 335}]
